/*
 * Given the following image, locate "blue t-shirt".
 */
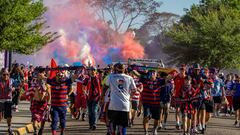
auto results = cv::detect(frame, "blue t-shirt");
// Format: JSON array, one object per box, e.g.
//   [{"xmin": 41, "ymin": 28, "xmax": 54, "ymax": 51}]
[
  {"xmin": 225, "ymin": 80, "xmax": 234, "ymax": 96},
  {"xmin": 211, "ymin": 78, "xmax": 224, "ymax": 97},
  {"xmin": 159, "ymin": 81, "xmax": 173, "ymax": 103},
  {"xmin": 233, "ymin": 82, "xmax": 240, "ymax": 97}
]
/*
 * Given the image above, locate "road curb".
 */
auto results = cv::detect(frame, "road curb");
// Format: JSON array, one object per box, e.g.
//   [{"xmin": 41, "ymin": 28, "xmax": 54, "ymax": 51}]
[
  {"xmin": 26, "ymin": 124, "xmax": 34, "ymax": 133},
  {"xmin": 15, "ymin": 124, "xmax": 33, "ymax": 135}
]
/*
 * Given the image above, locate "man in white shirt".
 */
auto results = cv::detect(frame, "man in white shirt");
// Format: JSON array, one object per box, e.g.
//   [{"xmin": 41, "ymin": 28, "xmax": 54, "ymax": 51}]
[{"xmin": 106, "ymin": 63, "xmax": 136, "ymax": 135}]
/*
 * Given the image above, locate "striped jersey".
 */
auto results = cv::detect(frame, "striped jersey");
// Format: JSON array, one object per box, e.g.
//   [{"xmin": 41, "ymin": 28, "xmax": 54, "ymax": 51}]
[
  {"xmin": 27, "ymin": 79, "xmax": 48, "ymax": 101},
  {"xmin": 47, "ymin": 78, "xmax": 72, "ymax": 107},
  {"xmin": 140, "ymin": 78, "xmax": 161, "ymax": 106}
]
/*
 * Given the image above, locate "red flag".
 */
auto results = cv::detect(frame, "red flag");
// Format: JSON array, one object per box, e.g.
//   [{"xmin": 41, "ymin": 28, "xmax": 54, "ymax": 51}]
[{"xmin": 49, "ymin": 58, "xmax": 58, "ymax": 79}]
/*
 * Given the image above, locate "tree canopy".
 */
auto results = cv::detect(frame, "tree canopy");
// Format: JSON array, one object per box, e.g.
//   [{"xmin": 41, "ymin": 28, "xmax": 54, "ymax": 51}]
[
  {"xmin": 0, "ymin": 0, "xmax": 57, "ymax": 54},
  {"xmin": 165, "ymin": 0, "xmax": 240, "ymax": 69},
  {"xmin": 86, "ymin": 0, "xmax": 162, "ymax": 33}
]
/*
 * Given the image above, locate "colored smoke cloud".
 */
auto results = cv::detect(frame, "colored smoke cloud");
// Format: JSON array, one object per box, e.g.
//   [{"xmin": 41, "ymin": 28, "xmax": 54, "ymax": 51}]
[{"xmin": 13, "ymin": 0, "xmax": 145, "ymax": 66}]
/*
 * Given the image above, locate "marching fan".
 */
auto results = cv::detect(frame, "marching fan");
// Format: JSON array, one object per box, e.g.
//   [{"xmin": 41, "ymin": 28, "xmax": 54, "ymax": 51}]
[
  {"xmin": 47, "ymin": 69, "xmax": 75, "ymax": 135},
  {"xmin": 28, "ymin": 68, "xmax": 50, "ymax": 135},
  {"xmin": 0, "ymin": 68, "xmax": 14, "ymax": 135},
  {"xmin": 106, "ymin": 63, "xmax": 137, "ymax": 135}
]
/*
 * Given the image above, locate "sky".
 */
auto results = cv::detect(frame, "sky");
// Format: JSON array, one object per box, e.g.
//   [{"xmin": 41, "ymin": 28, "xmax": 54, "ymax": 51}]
[
  {"xmin": 44, "ymin": 0, "xmax": 200, "ymax": 16},
  {"xmin": 159, "ymin": 0, "xmax": 200, "ymax": 15}
]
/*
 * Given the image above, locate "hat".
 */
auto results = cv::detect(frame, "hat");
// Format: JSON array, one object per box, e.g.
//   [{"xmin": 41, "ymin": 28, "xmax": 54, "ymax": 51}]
[{"xmin": 193, "ymin": 64, "xmax": 200, "ymax": 69}]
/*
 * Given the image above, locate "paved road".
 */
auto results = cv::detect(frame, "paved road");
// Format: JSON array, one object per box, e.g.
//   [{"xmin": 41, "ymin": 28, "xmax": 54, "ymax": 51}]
[
  {"xmin": 42, "ymin": 113, "xmax": 240, "ymax": 135},
  {"xmin": 1, "ymin": 102, "xmax": 240, "ymax": 135}
]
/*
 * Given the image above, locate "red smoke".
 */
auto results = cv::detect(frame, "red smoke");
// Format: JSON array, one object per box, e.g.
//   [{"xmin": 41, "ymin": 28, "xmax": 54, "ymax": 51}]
[
  {"xmin": 121, "ymin": 32, "xmax": 145, "ymax": 60},
  {"xmin": 14, "ymin": 0, "xmax": 145, "ymax": 66}
]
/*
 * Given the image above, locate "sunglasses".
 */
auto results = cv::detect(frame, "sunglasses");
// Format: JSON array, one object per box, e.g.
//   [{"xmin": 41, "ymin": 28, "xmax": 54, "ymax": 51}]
[{"xmin": 3, "ymin": 74, "xmax": 9, "ymax": 76}]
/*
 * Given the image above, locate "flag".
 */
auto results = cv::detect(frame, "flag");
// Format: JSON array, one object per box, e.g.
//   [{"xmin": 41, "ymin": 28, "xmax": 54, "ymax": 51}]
[{"xmin": 49, "ymin": 58, "xmax": 58, "ymax": 79}]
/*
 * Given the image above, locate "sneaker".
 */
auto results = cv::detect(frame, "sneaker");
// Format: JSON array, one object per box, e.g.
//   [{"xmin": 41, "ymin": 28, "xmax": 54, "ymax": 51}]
[
  {"xmin": 8, "ymin": 128, "xmax": 14, "ymax": 135},
  {"xmin": 82, "ymin": 113, "xmax": 86, "ymax": 121},
  {"xmin": 38, "ymin": 128, "xmax": 43, "ymax": 135},
  {"xmin": 92, "ymin": 125, "xmax": 96, "ymax": 130},
  {"xmin": 137, "ymin": 111, "xmax": 141, "ymax": 117},
  {"xmin": 198, "ymin": 124, "xmax": 203, "ymax": 131},
  {"xmin": 234, "ymin": 121, "xmax": 238, "ymax": 127},
  {"xmin": 176, "ymin": 124, "xmax": 181, "ymax": 130},
  {"xmin": 15, "ymin": 106, "xmax": 19, "ymax": 112},
  {"xmin": 152, "ymin": 128, "xmax": 158, "ymax": 135},
  {"xmin": 144, "ymin": 131, "xmax": 148, "ymax": 135},
  {"xmin": 162, "ymin": 123, "xmax": 167, "ymax": 130},
  {"xmin": 201, "ymin": 128, "xmax": 205, "ymax": 134},
  {"xmin": 158, "ymin": 123, "xmax": 162, "ymax": 130},
  {"xmin": 129, "ymin": 121, "xmax": 132, "ymax": 128},
  {"xmin": 60, "ymin": 132, "xmax": 65, "ymax": 135},
  {"xmin": 193, "ymin": 128, "xmax": 200, "ymax": 134},
  {"xmin": 89, "ymin": 126, "xmax": 93, "ymax": 130}
]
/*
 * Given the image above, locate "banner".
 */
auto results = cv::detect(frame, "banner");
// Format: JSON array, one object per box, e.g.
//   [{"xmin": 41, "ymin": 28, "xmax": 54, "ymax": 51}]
[{"xmin": 128, "ymin": 58, "xmax": 164, "ymax": 67}]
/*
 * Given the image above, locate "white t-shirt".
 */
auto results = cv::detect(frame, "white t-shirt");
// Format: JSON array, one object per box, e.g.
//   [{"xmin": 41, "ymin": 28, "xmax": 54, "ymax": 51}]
[{"xmin": 106, "ymin": 73, "xmax": 136, "ymax": 112}]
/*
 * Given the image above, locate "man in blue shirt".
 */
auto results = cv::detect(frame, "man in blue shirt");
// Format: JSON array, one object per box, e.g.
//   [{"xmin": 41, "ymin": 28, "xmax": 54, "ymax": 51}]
[{"xmin": 210, "ymin": 70, "xmax": 225, "ymax": 117}]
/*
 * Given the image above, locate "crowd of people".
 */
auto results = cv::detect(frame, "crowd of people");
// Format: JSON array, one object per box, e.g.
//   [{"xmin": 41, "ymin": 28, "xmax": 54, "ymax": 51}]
[{"xmin": 0, "ymin": 62, "xmax": 240, "ymax": 135}]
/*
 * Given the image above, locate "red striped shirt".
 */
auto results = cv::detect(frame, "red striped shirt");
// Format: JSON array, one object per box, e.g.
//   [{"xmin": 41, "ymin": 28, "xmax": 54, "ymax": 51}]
[
  {"xmin": 140, "ymin": 78, "xmax": 161, "ymax": 106},
  {"xmin": 47, "ymin": 78, "xmax": 72, "ymax": 107}
]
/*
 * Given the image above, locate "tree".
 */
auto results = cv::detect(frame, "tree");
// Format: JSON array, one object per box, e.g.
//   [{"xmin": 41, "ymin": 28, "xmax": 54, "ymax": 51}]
[
  {"xmin": 0, "ymin": 0, "xmax": 57, "ymax": 54},
  {"xmin": 135, "ymin": 12, "xmax": 179, "ymax": 63},
  {"xmin": 86, "ymin": 0, "xmax": 162, "ymax": 33},
  {"xmin": 165, "ymin": 0, "xmax": 240, "ymax": 69}
]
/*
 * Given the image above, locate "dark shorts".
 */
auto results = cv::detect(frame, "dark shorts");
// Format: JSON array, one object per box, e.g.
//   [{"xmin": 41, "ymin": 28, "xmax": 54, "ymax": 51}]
[
  {"xmin": 0, "ymin": 101, "xmax": 13, "ymax": 119},
  {"xmin": 206, "ymin": 100, "xmax": 214, "ymax": 113},
  {"xmin": 181, "ymin": 112, "xmax": 192, "ymax": 119},
  {"xmin": 199, "ymin": 100, "xmax": 206, "ymax": 110},
  {"xmin": 213, "ymin": 96, "xmax": 222, "ymax": 104},
  {"xmin": 192, "ymin": 101, "xmax": 199, "ymax": 109},
  {"xmin": 233, "ymin": 97, "xmax": 240, "ymax": 111},
  {"xmin": 160, "ymin": 102, "xmax": 170, "ymax": 109},
  {"xmin": 131, "ymin": 100, "xmax": 139, "ymax": 111},
  {"xmin": 199, "ymin": 100, "xmax": 214, "ymax": 113},
  {"xmin": 108, "ymin": 110, "xmax": 129, "ymax": 127},
  {"xmin": 143, "ymin": 105, "xmax": 160, "ymax": 120}
]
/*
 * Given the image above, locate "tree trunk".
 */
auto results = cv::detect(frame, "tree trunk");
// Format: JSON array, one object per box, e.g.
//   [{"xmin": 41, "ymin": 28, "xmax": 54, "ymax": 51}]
[
  {"xmin": 8, "ymin": 50, "xmax": 12, "ymax": 71},
  {"xmin": 4, "ymin": 50, "xmax": 8, "ymax": 69}
]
